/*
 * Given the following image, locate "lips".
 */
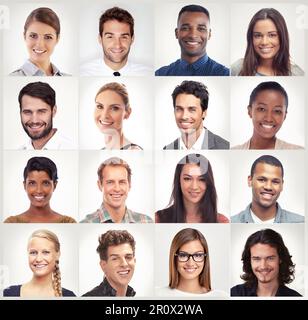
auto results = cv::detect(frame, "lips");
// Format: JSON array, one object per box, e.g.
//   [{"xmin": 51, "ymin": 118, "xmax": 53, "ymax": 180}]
[
  {"xmin": 117, "ymin": 269, "xmax": 130, "ymax": 277},
  {"xmin": 258, "ymin": 47, "xmax": 274, "ymax": 54},
  {"xmin": 260, "ymin": 191, "xmax": 274, "ymax": 200},
  {"xmin": 33, "ymin": 263, "xmax": 48, "ymax": 269},
  {"xmin": 33, "ymin": 48, "xmax": 47, "ymax": 55},
  {"xmin": 183, "ymin": 267, "xmax": 198, "ymax": 273},
  {"xmin": 99, "ymin": 120, "xmax": 113, "ymax": 126}
]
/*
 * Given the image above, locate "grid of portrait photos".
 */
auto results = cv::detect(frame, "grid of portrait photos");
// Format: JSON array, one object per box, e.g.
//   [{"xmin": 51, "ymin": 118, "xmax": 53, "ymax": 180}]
[{"xmin": 0, "ymin": 0, "xmax": 307, "ymax": 300}]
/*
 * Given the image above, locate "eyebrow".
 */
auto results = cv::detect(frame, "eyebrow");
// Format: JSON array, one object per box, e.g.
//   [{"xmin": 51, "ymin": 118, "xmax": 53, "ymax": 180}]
[{"xmin": 103, "ymin": 32, "xmax": 130, "ymax": 36}]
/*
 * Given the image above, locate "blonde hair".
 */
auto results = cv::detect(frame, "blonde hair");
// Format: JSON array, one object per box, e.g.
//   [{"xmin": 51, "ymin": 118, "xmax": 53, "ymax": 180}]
[{"xmin": 29, "ymin": 229, "xmax": 62, "ymax": 297}]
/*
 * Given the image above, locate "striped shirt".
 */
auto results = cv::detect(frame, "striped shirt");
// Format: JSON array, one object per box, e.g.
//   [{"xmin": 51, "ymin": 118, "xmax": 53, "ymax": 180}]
[{"xmin": 80, "ymin": 203, "xmax": 153, "ymax": 223}]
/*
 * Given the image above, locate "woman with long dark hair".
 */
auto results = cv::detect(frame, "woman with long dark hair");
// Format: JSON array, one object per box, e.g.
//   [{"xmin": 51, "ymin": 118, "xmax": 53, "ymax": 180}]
[
  {"xmin": 231, "ymin": 8, "xmax": 304, "ymax": 76},
  {"xmin": 155, "ymin": 153, "xmax": 228, "ymax": 223}
]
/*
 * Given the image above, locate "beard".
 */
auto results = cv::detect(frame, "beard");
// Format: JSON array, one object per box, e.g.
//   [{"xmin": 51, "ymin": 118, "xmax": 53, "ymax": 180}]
[
  {"xmin": 22, "ymin": 118, "xmax": 53, "ymax": 140},
  {"xmin": 103, "ymin": 47, "xmax": 130, "ymax": 65}
]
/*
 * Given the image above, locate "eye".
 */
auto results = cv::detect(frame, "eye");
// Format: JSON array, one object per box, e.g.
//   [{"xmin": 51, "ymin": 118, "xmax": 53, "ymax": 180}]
[
  {"xmin": 43, "ymin": 181, "xmax": 51, "ymax": 186},
  {"xmin": 268, "ymin": 33, "xmax": 278, "ymax": 38},
  {"xmin": 188, "ymin": 107, "xmax": 196, "ymax": 113},
  {"xmin": 180, "ymin": 26, "xmax": 190, "ymax": 31},
  {"xmin": 183, "ymin": 177, "xmax": 191, "ymax": 181},
  {"xmin": 44, "ymin": 35, "xmax": 53, "ymax": 40},
  {"xmin": 110, "ymin": 106, "xmax": 120, "ymax": 112},
  {"xmin": 198, "ymin": 26, "xmax": 207, "ymax": 32},
  {"xmin": 29, "ymin": 33, "xmax": 38, "ymax": 39},
  {"xmin": 257, "ymin": 178, "xmax": 265, "ymax": 182},
  {"xmin": 253, "ymin": 33, "xmax": 262, "ymax": 39},
  {"xmin": 256, "ymin": 107, "xmax": 266, "ymax": 112},
  {"xmin": 29, "ymin": 250, "xmax": 37, "ymax": 256},
  {"xmin": 22, "ymin": 110, "xmax": 32, "ymax": 115},
  {"xmin": 42, "ymin": 250, "xmax": 50, "ymax": 255},
  {"xmin": 273, "ymin": 109, "xmax": 283, "ymax": 115}
]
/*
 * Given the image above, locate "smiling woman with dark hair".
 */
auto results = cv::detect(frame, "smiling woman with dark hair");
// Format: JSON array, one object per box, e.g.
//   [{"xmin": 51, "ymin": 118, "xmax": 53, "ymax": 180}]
[
  {"xmin": 155, "ymin": 153, "xmax": 229, "ymax": 223},
  {"xmin": 4, "ymin": 157, "xmax": 76, "ymax": 223},
  {"xmin": 231, "ymin": 8, "xmax": 304, "ymax": 76}
]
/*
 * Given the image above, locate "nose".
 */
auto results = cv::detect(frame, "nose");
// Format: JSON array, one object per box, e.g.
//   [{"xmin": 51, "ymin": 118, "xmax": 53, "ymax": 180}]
[
  {"xmin": 188, "ymin": 26, "xmax": 199, "ymax": 38},
  {"xmin": 113, "ymin": 37, "xmax": 121, "ymax": 48},
  {"xmin": 260, "ymin": 35, "xmax": 269, "ymax": 45},
  {"xmin": 264, "ymin": 110, "xmax": 273, "ymax": 122},
  {"xmin": 35, "ymin": 35, "xmax": 44, "ymax": 48},
  {"xmin": 191, "ymin": 178, "xmax": 199, "ymax": 190},
  {"xmin": 263, "ymin": 180, "xmax": 272, "ymax": 190},
  {"xmin": 99, "ymin": 108, "xmax": 110, "ymax": 120},
  {"xmin": 260, "ymin": 258, "xmax": 267, "ymax": 269},
  {"xmin": 31, "ymin": 112, "xmax": 40, "ymax": 123},
  {"xmin": 119, "ymin": 257, "xmax": 129, "ymax": 266},
  {"xmin": 182, "ymin": 108, "xmax": 190, "ymax": 119}
]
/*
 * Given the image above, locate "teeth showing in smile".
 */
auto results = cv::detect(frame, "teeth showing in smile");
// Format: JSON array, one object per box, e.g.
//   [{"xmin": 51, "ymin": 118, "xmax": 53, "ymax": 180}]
[
  {"xmin": 34, "ymin": 196, "xmax": 44, "ymax": 200},
  {"xmin": 33, "ymin": 49, "xmax": 46, "ymax": 54},
  {"xmin": 259, "ymin": 47, "xmax": 273, "ymax": 53},
  {"xmin": 34, "ymin": 264, "xmax": 47, "ymax": 269},
  {"xmin": 118, "ymin": 270, "xmax": 129, "ymax": 275},
  {"xmin": 99, "ymin": 120, "xmax": 113, "ymax": 126},
  {"xmin": 184, "ymin": 268, "xmax": 197, "ymax": 273},
  {"xmin": 185, "ymin": 41, "xmax": 199, "ymax": 45},
  {"xmin": 261, "ymin": 124, "xmax": 274, "ymax": 129},
  {"xmin": 111, "ymin": 194, "xmax": 122, "ymax": 199},
  {"xmin": 261, "ymin": 192, "xmax": 273, "ymax": 199}
]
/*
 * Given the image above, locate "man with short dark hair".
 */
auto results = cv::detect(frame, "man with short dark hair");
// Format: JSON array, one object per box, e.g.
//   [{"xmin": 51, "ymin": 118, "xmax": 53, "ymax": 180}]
[
  {"xmin": 231, "ymin": 155, "xmax": 304, "ymax": 223},
  {"xmin": 164, "ymin": 80, "xmax": 229, "ymax": 150},
  {"xmin": 80, "ymin": 157, "xmax": 153, "ymax": 223},
  {"xmin": 18, "ymin": 81, "xmax": 75, "ymax": 150},
  {"xmin": 155, "ymin": 4, "xmax": 229, "ymax": 76},
  {"xmin": 83, "ymin": 230, "xmax": 136, "ymax": 296},
  {"xmin": 80, "ymin": 7, "xmax": 151, "ymax": 76},
  {"xmin": 231, "ymin": 229, "xmax": 302, "ymax": 296}
]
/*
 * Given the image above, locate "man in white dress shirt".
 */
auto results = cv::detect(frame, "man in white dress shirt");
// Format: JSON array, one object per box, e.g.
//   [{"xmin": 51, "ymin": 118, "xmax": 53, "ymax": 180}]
[
  {"xmin": 18, "ymin": 81, "xmax": 75, "ymax": 150},
  {"xmin": 80, "ymin": 7, "xmax": 152, "ymax": 76}
]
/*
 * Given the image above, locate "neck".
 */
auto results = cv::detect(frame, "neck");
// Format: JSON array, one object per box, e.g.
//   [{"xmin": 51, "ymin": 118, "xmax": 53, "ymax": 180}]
[
  {"xmin": 104, "ymin": 130, "xmax": 127, "ymax": 149},
  {"xmin": 32, "ymin": 128, "xmax": 56, "ymax": 150},
  {"xmin": 183, "ymin": 200, "xmax": 201, "ymax": 222},
  {"xmin": 251, "ymin": 202, "xmax": 277, "ymax": 221},
  {"xmin": 106, "ymin": 277, "xmax": 128, "ymax": 296},
  {"xmin": 181, "ymin": 53, "xmax": 205, "ymax": 64},
  {"xmin": 177, "ymin": 278, "xmax": 206, "ymax": 294},
  {"xmin": 257, "ymin": 280, "xmax": 279, "ymax": 297},
  {"xmin": 181, "ymin": 126, "xmax": 203, "ymax": 149},
  {"xmin": 30, "ymin": 58, "xmax": 53, "ymax": 75},
  {"xmin": 250, "ymin": 134, "xmax": 276, "ymax": 149},
  {"xmin": 30, "ymin": 274, "xmax": 53, "ymax": 289},
  {"xmin": 256, "ymin": 59, "xmax": 275, "ymax": 76},
  {"xmin": 104, "ymin": 202, "xmax": 126, "ymax": 222},
  {"xmin": 104, "ymin": 56, "xmax": 127, "ymax": 71}
]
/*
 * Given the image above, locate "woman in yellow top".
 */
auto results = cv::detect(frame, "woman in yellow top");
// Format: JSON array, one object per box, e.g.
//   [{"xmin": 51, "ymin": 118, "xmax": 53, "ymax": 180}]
[{"xmin": 4, "ymin": 156, "xmax": 76, "ymax": 223}]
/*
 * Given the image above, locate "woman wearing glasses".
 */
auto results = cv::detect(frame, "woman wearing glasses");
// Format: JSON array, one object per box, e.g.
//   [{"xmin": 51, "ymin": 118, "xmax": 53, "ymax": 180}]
[{"xmin": 156, "ymin": 228, "xmax": 227, "ymax": 296}]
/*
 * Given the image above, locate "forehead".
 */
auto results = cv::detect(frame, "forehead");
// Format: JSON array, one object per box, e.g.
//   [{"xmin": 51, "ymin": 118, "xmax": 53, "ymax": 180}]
[
  {"xmin": 181, "ymin": 163, "xmax": 203, "ymax": 176},
  {"xmin": 21, "ymin": 95, "xmax": 52, "ymax": 111},
  {"xmin": 253, "ymin": 18, "xmax": 277, "ymax": 32},
  {"xmin": 253, "ymin": 163, "xmax": 283, "ymax": 179},
  {"xmin": 175, "ymin": 93, "xmax": 202, "ymax": 108},
  {"xmin": 252, "ymin": 90, "xmax": 286, "ymax": 106},
  {"xmin": 102, "ymin": 165, "xmax": 128, "ymax": 180},
  {"xmin": 107, "ymin": 243, "xmax": 133, "ymax": 257},
  {"xmin": 26, "ymin": 170, "xmax": 51, "ymax": 180},
  {"xmin": 96, "ymin": 90, "xmax": 125, "ymax": 105},
  {"xmin": 178, "ymin": 11, "xmax": 209, "ymax": 26},
  {"xmin": 250, "ymin": 243, "xmax": 278, "ymax": 256},
  {"xmin": 28, "ymin": 237, "xmax": 55, "ymax": 250},
  {"xmin": 102, "ymin": 19, "xmax": 131, "ymax": 35},
  {"xmin": 26, "ymin": 20, "xmax": 57, "ymax": 35},
  {"xmin": 179, "ymin": 239, "xmax": 204, "ymax": 252}
]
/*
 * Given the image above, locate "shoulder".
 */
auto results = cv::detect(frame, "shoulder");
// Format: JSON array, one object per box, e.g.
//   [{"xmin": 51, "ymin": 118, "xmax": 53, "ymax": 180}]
[
  {"xmin": 155, "ymin": 206, "xmax": 174, "ymax": 223},
  {"xmin": 231, "ymin": 208, "xmax": 249, "ymax": 223},
  {"xmin": 4, "ymin": 215, "xmax": 26, "ymax": 223},
  {"xmin": 122, "ymin": 143, "xmax": 143, "ymax": 150},
  {"xmin": 290, "ymin": 63, "xmax": 305, "ymax": 76},
  {"xmin": 130, "ymin": 211, "xmax": 154, "ymax": 223},
  {"xmin": 217, "ymin": 213, "xmax": 229, "ymax": 223},
  {"xmin": 230, "ymin": 58, "xmax": 244, "ymax": 76},
  {"xmin": 231, "ymin": 283, "xmax": 249, "ymax": 296},
  {"xmin": 231, "ymin": 140, "xmax": 250, "ymax": 150},
  {"xmin": 62, "ymin": 287, "xmax": 76, "ymax": 296},
  {"xmin": 155, "ymin": 60, "xmax": 180, "ymax": 76},
  {"xmin": 79, "ymin": 211, "xmax": 100, "ymax": 223},
  {"xmin": 3, "ymin": 285, "xmax": 21, "ymax": 296},
  {"xmin": 9, "ymin": 69, "xmax": 26, "ymax": 76},
  {"xmin": 280, "ymin": 209, "xmax": 305, "ymax": 223},
  {"xmin": 278, "ymin": 285, "xmax": 302, "ymax": 297},
  {"xmin": 80, "ymin": 59, "xmax": 103, "ymax": 76},
  {"xmin": 206, "ymin": 57, "xmax": 230, "ymax": 75},
  {"xmin": 126, "ymin": 61, "xmax": 153, "ymax": 75},
  {"xmin": 207, "ymin": 130, "xmax": 230, "ymax": 149},
  {"xmin": 275, "ymin": 138, "xmax": 304, "ymax": 150},
  {"xmin": 82, "ymin": 284, "xmax": 103, "ymax": 297},
  {"xmin": 163, "ymin": 138, "xmax": 179, "ymax": 150}
]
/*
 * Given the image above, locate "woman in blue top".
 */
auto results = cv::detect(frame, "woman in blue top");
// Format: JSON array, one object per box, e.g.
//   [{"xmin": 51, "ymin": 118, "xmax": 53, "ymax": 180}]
[{"xmin": 3, "ymin": 229, "xmax": 75, "ymax": 297}]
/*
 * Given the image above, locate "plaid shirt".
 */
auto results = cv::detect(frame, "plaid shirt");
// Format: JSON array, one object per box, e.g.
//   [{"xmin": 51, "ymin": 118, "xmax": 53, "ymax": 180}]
[{"xmin": 80, "ymin": 203, "xmax": 153, "ymax": 223}]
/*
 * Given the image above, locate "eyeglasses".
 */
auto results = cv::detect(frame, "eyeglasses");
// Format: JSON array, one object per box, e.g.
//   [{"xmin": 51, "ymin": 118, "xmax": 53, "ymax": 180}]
[{"xmin": 175, "ymin": 251, "xmax": 207, "ymax": 262}]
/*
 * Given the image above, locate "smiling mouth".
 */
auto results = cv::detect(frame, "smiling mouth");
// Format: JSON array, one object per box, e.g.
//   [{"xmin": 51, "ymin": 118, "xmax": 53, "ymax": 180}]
[
  {"xmin": 184, "ymin": 40, "xmax": 201, "ymax": 47},
  {"xmin": 33, "ymin": 264, "xmax": 48, "ymax": 269},
  {"xmin": 260, "ymin": 192, "xmax": 274, "ymax": 200},
  {"xmin": 99, "ymin": 120, "xmax": 113, "ymax": 126},
  {"xmin": 184, "ymin": 267, "xmax": 198, "ymax": 273},
  {"xmin": 258, "ymin": 47, "xmax": 275, "ymax": 54},
  {"xmin": 33, "ymin": 49, "xmax": 47, "ymax": 54},
  {"xmin": 27, "ymin": 123, "xmax": 45, "ymax": 130},
  {"xmin": 118, "ymin": 270, "xmax": 130, "ymax": 276}
]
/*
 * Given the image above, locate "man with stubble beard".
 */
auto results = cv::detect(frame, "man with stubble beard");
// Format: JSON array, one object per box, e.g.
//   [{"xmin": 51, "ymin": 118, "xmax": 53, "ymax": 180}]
[{"xmin": 18, "ymin": 81, "xmax": 75, "ymax": 150}]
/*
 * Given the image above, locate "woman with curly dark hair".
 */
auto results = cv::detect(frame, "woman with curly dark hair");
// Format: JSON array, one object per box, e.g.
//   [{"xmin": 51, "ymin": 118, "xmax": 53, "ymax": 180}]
[{"xmin": 231, "ymin": 228, "xmax": 302, "ymax": 296}]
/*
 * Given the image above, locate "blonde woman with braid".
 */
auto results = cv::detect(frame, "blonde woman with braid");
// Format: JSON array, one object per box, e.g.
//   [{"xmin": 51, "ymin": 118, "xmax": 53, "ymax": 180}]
[{"xmin": 3, "ymin": 229, "xmax": 75, "ymax": 297}]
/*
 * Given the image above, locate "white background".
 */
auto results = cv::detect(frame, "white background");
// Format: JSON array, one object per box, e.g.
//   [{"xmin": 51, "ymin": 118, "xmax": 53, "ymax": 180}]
[
  {"xmin": 2, "ymin": 224, "xmax": 79, "ymax": 296},
  {"xmin": 154, "ymin": 150, "xmax": 230, "ymax": 219},
  {"xmin": 154, "ymin": 224, "xmax": 230, "ymax": 295},
  {"xmin": 231, "ymin": 224, "xmax": 305, "ymax": 296},
  {"xmin": 2, "ymin": 150, "xmax": 79, "ymax": 222},
  {"xmin": 155, "ymin": 2, "xmax": 230, "ymax": 70},
  {"xmin": 230, "ymin": 77, "xmax": 305, "ymax": 148},
  {"xmin": 79, "ymin": 224, "xmax": 154, "ymax": 296},
  {"xmin": 154, "ymin": 77, "xmax": 230, "ymax": 149},
  {"xmin": 230, "ymin": 3, "xmax": 306, "ymax": 71},
  {"xmin": 2, "ymin": 2, "xmax": 79, "ymax": 75},
  {"xmin": 78, "ymin": 150, "xmax": 155, "ymax": 222},
  {"xmin": 79, "ymin": 0, "xmax": 154, "ymax": 69},
  {"xmin": 3, "ymin": 77, "xmax": 79, "ymax": 149},
  {"xmin": 79, "ymin": 77, "xmax": 154, "ymax": 150},
  {"xmin": 229, "ymin": 150, "xmax": 305, "ymax": 218}
]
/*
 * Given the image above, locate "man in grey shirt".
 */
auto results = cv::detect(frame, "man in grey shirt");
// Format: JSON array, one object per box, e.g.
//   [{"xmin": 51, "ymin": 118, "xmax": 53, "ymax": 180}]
[
  {"xmin": 163, "ymin": 80, "xmax": 229, "ymax": 150},
  {"xmin": 232, "ymin": 155, "xmax": 304, "ymax": 223}
]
